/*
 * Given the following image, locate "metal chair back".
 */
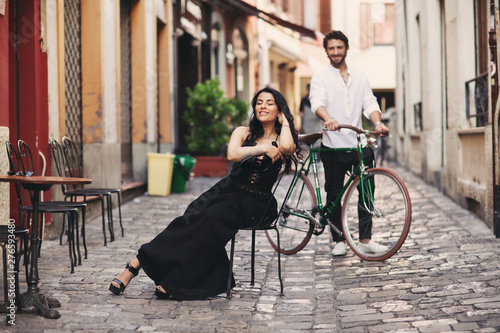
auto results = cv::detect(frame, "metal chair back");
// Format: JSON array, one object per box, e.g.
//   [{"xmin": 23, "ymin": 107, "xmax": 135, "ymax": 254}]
[
  {"xmin": 17, "ymin": 140, "xmax": 35, "ymax": 176},
  {"xmin": 49, "ymin": 138, "xmax": 71, "ymax": 195},
  {"xmin": 16, "ymin": 140, "xmax": 39, "ymax": 208},
  {"xmin": 61, "ymin": 137, "xmax": 85, "ymax": 191},
  {"xmin": 5, "ymin": 142, "xmax": 25, "ymax": 212}
]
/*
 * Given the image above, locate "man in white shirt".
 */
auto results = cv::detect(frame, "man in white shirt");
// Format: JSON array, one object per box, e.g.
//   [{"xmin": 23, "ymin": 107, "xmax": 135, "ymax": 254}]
[{"xmin": 310, "ymin": 30, "xmax": 389, "ymax": 256}]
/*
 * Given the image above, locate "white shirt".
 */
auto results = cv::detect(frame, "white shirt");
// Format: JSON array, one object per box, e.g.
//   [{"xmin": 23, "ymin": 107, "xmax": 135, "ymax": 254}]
[{"xmin": 310, "ymin": 64, "xmax": 381, "ymax": 148}]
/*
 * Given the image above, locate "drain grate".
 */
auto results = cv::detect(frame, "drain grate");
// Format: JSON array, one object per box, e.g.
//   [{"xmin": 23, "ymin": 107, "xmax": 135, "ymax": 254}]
[{"xmin": 457, "ymin": 238, "xmax": 499, "ymax": 245}]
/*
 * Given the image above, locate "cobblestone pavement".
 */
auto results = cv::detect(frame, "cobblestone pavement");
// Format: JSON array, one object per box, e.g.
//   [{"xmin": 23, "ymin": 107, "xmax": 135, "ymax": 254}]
[{"xmin": 3, "ymin": 165, "xmax": 500, "ymax": 332}]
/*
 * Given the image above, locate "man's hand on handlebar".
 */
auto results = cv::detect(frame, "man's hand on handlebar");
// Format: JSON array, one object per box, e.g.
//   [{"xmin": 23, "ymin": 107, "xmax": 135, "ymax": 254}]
[
  {"xmin": 374, "ymin": 122, "xmax": 390, "ymax": 137},
  {"xmin": 324, "ymin": 118, "xmax": 340, "ymax": 132},
  {"xmin": 322, "ymin": 123, "xmax": 391, "ymax": 137}
]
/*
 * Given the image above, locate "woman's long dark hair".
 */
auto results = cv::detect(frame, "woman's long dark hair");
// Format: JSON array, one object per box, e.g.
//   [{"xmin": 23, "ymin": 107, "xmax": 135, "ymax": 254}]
[{"xmin": 246, "ymin": 87, "xmax": 301, "ymax": 174}]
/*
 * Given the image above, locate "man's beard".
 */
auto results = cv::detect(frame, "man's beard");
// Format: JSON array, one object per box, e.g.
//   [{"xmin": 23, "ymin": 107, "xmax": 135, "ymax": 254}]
[{"xmin": 329, "ymin": 53, "xmax": 346, "ymax": 66}]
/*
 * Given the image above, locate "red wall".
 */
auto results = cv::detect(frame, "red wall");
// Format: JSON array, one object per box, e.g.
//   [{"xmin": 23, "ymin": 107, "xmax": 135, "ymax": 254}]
[
  {"xmin": 0, "ymin": 3, "xmax": 8, "ymax": 127},
  {"xmin": 6, "ymin": 1, "xmax": 52, "ymax": 222},
  {"xmin": 13, "ymin": 1, "xmax": 50, "ymax": 174}
]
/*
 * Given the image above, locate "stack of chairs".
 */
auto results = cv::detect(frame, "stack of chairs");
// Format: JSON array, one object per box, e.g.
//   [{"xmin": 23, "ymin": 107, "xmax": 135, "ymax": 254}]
[{"xmin": 6, "ymin": 141, "xmax": 82, "ymax": 273}]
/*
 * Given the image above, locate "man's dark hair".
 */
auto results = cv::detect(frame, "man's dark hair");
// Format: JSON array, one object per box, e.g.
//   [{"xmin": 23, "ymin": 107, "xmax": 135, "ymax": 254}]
[{"xmin": 323, "ymin": 30, "xmax": 349, "ymax": 50}]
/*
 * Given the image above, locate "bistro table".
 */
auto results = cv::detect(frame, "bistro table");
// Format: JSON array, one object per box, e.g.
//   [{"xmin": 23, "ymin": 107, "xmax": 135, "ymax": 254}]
[{"xmin": 0, "ymin": 175, "xmax": 92, "ymax": 319}]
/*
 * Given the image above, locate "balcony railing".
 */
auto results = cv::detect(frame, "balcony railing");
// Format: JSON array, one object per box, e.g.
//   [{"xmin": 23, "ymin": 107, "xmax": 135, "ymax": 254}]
[{"xmin": 465, "ymin": 72, "xmax": 488, "ymax": 127}]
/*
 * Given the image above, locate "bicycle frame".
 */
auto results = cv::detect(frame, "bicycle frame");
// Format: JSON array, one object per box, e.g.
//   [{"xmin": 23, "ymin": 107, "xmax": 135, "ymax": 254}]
[
  {"xmin": 285, "ymin": 131, "xmax": 376, "ymax": 237},
  {"xmin": 269, "ymin": 125, "xmax": 410, "ymax": 259}
]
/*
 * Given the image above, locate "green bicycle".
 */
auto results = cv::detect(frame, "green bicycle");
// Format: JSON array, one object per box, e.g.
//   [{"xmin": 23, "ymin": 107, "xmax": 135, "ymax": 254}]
[{"xmin": 266, "ymin": 125, "xmax": 412, "ymax": 261}]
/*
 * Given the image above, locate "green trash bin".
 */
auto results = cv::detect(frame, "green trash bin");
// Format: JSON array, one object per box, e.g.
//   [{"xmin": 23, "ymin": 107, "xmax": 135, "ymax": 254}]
[{"xmin": 171, "ymin": 155, "xmax": 196, "ymax": 193}]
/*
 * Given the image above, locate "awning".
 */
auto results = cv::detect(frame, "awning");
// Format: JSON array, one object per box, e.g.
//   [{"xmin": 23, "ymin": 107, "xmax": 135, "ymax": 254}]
[{"xmin": 214, "ymin": 0, "xmax": 317, "ymax": 39}]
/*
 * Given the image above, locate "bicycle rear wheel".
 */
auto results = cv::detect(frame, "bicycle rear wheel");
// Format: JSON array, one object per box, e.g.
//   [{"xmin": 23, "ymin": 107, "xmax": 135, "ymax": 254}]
[
  {"xmin": 342, "ymin": 168, "xmax": 411, "ymax": 260},
  {"xmin": 266, "ymin": 171, "xmax": 316, "ymax": 255}
]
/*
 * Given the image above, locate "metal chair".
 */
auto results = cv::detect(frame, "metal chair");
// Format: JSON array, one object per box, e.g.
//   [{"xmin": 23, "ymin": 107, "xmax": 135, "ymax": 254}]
[
  {"xmin": 17, "ymin": 140, "xmax": 90, "ymax": 260},
  {"xmin": 226, "ymin": 223, "xmax": 283, "ymax": 299},
  {"xmin": 48, "ymin": 139, "xmax": 90, "ymax": 257},
  {"xmin": 225, "ymin": 156, "xmax": 295, "ymax": 299},
  {"xmin": 6, "ymin": 141, "xmax": 80, "ymax": 273},
  {"xmin": 61, "ymin": 137, "xmax": 124, "ymax": 239},
  {"xmin": 50, "ymin": 138, "xmax": 112, "ymax": 246},
  {"xmin": 0, "ymin": 225, "xmax": 29, "ymax": 326},
  {"xmin": 56, "ymin": 137, "xmax": 119, "ymax": 246}
]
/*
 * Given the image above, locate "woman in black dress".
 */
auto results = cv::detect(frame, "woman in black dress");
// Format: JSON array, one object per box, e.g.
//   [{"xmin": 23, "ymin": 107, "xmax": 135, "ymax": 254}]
[{"xmin": 109, "ymin": 87, "xmax": 300, "ymax": 300}]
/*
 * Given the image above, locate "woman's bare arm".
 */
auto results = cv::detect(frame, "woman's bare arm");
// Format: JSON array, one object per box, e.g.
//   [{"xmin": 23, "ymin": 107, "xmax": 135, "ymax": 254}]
[
  {"xmin": 227, "ymin": 127, "xmax": 282, "ymax": 162},
  {"xmin": 277, "ymin": 116, "xmax": 296, "ymax": 156}
]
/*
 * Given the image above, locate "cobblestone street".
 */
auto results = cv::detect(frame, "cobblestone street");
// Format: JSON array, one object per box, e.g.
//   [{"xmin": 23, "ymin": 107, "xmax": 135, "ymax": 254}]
[{"xmin": 3, "ymin": 165, "xmax": 500, "ymax": 332}]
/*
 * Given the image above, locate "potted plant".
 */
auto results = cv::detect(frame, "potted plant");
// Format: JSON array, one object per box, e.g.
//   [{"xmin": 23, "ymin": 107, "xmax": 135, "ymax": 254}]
[{"xmin": 184, "ymin": 77, "xmax": 249, "ymax": 176}]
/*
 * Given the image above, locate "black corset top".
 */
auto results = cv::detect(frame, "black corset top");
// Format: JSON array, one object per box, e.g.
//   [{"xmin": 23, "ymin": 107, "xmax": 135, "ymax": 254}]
[{"xmin": 229, "ymin": 140, "xmax": 282, "ymax": 195}]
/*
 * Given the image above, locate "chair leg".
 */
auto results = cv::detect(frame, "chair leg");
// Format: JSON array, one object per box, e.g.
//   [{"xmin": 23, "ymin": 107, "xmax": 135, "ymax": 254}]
[
  {"xmin": 80, "ymin": 206, "xmax": 87, "ymax": 259},
  {"xmin": 59, "ymin": 212, "xmax": 66, "ymax": 245},
  {"xmin": 73, "ymin": 211, "xmax": 81, "ymax": 265},
  {"xmin": 116, "ymin": 191, "xmax": 124, "ymax": 237},
  {"xmin": 20, "ymin": 227, "xmax": 29, "ymax": 285},
  {"xmin": 275, "ymin": 227, "xmax": 284, "ymax": 296},
  {"xmin": 98, "ymin": 197, "xmax": 107, "ymax": 246},
  {"xmin": 251, "ymin": 229, "xmax": 256, "ymax": 286},
  {"xmin": 227, "ymin": 236, "xmax": 236, "ymax": 300},
  {"xmin": 106, "ymin": 195, "xmax": 115, "ymax": 242},
  {"xmin": 66, "ymin": 212, "xmax": 75, "ymax": 274},
  {"xmin": 21, "ymin": 211, "xmax": 31, "ymax": 262},
  {"xmin": 13, "ymin": 244, "xmax": 21, "ymax": 312}
]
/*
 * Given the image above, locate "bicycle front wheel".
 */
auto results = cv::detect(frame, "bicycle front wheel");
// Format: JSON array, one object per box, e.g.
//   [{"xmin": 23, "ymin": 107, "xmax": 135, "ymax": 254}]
[
  {"xmin": 266, "ymin": 170, "xmax": 316, "ymax": 255},
  {"xmin": 342, "ymin": 168, "xmax": 411, "ymax": 261}
]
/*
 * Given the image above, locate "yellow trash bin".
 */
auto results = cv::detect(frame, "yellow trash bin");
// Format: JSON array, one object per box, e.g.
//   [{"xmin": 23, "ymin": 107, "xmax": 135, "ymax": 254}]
[{"xmin": 147, "ymin": 153, "xmax": 175, "ymax": 196}]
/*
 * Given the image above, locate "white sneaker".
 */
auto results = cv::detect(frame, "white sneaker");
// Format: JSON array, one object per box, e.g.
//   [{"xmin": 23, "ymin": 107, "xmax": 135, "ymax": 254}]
[
  {"xmin": 357, "ymin": 240, "xmax": 389, "ymax": 253},
  {"xmin": 331, "ymin": 242, "xmax": 347, "ymax": 256}
]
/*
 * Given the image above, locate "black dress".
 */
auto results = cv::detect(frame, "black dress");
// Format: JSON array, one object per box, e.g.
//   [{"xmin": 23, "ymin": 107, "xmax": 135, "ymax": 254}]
[{"xmin": 137, "ymin": 142, "xmax": 282, "ymax": 300}]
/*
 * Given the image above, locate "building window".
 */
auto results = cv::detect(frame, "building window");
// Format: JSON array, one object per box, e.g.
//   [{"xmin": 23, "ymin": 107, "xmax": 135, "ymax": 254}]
[
  {"xmin": 474, "ymin": 0, "xmax": 488, "ymax": 75},
  {"xmin": 232, "ymin": 27, "xmax": 249, "ymax": 101},
  {"xmin": 372, "ymin": 3, "xmax": 395, "ymax": 45},
  {"xmin": 360, "ymin": 2, "xmax": 395, "ymax": 48},
  {"xmin": 282, "ymin": 0, "xmax": 288, "ymax": 12},
  {"xmin": 464, "ymin": 0, "xmax": 488, "ymax": 127},
  {"xmin": 211, "ymin": 24, "xmax": 220, "ymax": 77}
]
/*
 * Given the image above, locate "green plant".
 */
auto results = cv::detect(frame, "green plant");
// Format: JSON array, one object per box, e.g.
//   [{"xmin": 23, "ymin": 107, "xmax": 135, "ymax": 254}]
[{"xmin": 184, "ymin": 78, "xmax": 249, "ymax": 156}]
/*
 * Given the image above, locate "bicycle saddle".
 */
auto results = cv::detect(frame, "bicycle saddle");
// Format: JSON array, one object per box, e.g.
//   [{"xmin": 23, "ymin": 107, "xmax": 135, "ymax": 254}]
[{"xmin": 298, "ymin": 132, "xmax": 322, "ymax": 145}]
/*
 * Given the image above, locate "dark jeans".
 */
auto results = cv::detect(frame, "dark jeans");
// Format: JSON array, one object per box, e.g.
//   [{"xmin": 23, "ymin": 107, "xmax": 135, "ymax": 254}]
[{"xmin": 320, "ymin": 145, "xmax": 375, "ymax": 242}]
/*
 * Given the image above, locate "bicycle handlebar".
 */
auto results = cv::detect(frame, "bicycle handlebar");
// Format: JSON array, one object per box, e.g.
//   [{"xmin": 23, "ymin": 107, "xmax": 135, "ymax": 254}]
[{"xmin": 323, "ymin": 124, "xmax": 390, "ymax": 137}]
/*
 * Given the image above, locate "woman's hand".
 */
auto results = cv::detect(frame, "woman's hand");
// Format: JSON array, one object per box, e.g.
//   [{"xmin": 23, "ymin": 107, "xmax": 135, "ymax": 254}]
[
  {"xmin": 278, "ymin": 112, "xmax": 289, "ymax": 126},
  {"xmin": 263, "ymin": 143, "xmax": 282, "ymax": 163}
]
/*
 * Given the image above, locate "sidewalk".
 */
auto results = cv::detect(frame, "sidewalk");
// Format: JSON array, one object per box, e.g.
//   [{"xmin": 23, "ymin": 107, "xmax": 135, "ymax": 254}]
[{"xmin": 4, "ymin": 166, "xmax": 500, "ymax": 332}]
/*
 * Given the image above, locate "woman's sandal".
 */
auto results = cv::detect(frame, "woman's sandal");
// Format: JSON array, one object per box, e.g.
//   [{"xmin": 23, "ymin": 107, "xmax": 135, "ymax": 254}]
[
  {"xmin": 109, "ymin": 263, "xmax": 140, "ymax": 295},
  {"xmin": 155, "ymin": 286, "xmax": 169, "ymax": 299}
]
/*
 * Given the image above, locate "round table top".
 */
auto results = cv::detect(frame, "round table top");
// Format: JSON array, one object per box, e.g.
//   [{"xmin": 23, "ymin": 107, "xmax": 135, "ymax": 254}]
[{"xmin": 0, "ymin": 175, "xmax": 92, "ymax": 185}]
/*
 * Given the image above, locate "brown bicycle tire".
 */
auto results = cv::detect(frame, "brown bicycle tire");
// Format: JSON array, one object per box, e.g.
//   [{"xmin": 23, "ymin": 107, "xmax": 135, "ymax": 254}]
[{"xmin": 266, "ymin": 170, "xmax": 316, "ymax": 255}]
